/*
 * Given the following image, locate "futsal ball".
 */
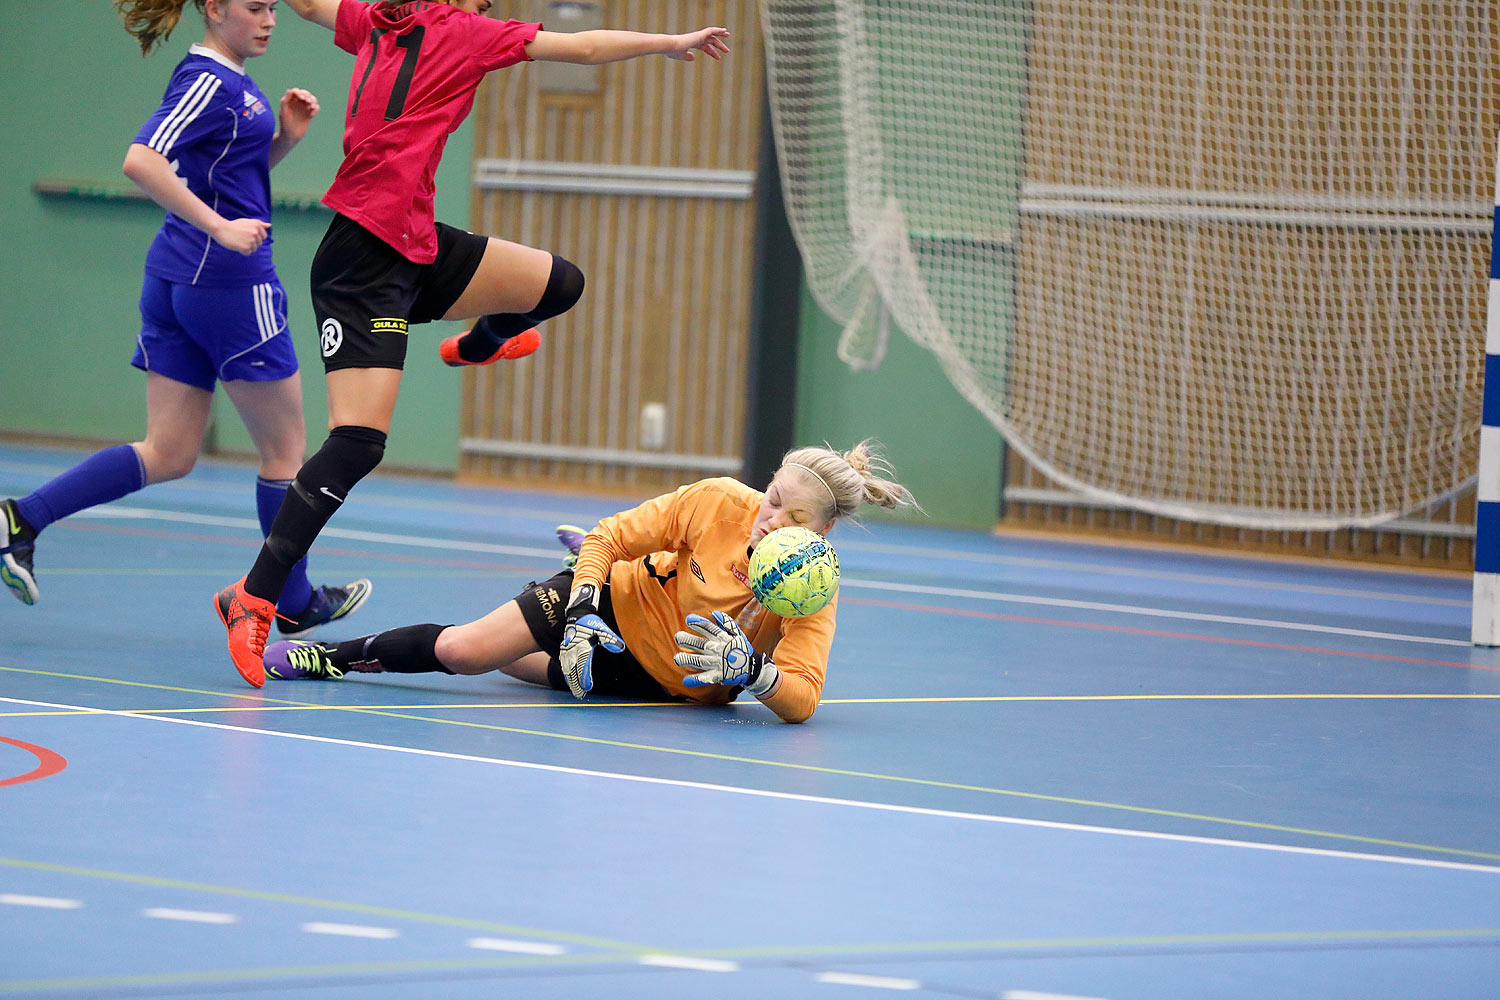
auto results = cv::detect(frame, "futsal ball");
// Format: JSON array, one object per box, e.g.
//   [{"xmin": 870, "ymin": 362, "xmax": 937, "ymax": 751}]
[{"xmin": 749, "ymin": 526, "xmax": 840, "ymax": 618}]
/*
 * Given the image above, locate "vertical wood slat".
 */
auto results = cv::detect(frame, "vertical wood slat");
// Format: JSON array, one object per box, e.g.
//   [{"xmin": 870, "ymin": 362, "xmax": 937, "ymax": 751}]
[{"xmin": 460, "ymin": 1, "xmax": 762, "ymax": 495}]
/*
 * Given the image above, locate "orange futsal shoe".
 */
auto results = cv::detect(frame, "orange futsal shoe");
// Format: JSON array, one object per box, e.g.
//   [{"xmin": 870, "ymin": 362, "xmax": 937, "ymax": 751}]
[
  {"xmin": 214, "ymin": 577, "xmax": 275, "ymax": 688},
  {"xmin": 439, "ymin": 327, "xmax": 540, "ymax": 367}
]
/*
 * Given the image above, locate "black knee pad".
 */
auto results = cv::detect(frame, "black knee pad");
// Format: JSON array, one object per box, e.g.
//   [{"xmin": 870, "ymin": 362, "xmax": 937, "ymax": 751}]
[
  {"xmin": 291, "ymin": 425, "xmax": 387, "ymax": 516},
  {"xmin": 526, "ymin": 254, "xmax": 584, "ymax": 323}
]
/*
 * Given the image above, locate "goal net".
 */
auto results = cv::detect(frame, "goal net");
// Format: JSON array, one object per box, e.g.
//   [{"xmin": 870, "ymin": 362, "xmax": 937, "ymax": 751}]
[{"xmin": 759, "ymin": 0, "xmax": 1498, "ymax": 529}]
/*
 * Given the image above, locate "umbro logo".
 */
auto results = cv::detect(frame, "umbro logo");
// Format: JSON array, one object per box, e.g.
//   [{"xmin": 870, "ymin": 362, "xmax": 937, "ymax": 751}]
[{"xmin": 689, "ymin": 558, "xmax": 706, "ymax": 584}]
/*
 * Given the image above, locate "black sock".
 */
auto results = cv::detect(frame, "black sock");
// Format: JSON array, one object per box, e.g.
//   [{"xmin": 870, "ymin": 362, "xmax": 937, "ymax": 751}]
[
  {"xmin": 332, "ymin": 624, "xmax": 452, "ymax": 674},
  {"xmin": 243, "ymin": 425, "xmax": 386, "ymax": 603},
  {"xmin": 456, "ymin": 254, "xmax": 584, "ymax": 362}
]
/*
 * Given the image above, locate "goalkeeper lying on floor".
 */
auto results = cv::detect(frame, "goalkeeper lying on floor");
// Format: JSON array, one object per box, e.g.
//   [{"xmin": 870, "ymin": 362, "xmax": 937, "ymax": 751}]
[{"xmin": 261, "ymin": 442, "xmax": 916, "ymax": 723}]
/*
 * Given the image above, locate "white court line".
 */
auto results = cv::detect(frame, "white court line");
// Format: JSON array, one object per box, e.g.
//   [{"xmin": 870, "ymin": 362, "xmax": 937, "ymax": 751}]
[
  {"xmin": 59, "ymin": 506, "xmax": 1474, "ymax": 648},
  {"xmin": 302, "ymin": 921, "xmax": 399, "ymax": 939},
  {"xmin": 143, "ymin": 907, "xmax": 237, "ymax": 924},
  {"xmin": 639, "ymin": 954, "xmax": 741, "ymax": 972},
  {"xmin": 838, "ymin": 540, "xmax": 1469, "ymax": 608},
  {"xmin": 8, "ymin": 696, "xmax": 1499, "ymax": 877},
  {"xmin": 842, "ymin": 578, "xmax": 1472, "ymax": 647},
  {"xmin": 816, "ymin": 971, "xmax": 922, "ymax": 989},
  {"xmin": 1002, "ymin": 992, "xmax": 1111, "ymax": 1000},
  {"xmin": 466, "ymin": 937, "xmax": 566, "ymax": 955},
  {"xmin": 0, "ymin": 893, "xmax": 81, "ymax": 909},
  {"xmin": 71, "ymin": 506, "xmax": 558, "ymax": 561}
]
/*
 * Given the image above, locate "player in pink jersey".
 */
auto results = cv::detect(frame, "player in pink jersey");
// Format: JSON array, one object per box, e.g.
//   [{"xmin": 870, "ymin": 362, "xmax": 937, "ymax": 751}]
[{"xmin": 212, "ymin": 0, "xmax": 730, "ymax": 687}]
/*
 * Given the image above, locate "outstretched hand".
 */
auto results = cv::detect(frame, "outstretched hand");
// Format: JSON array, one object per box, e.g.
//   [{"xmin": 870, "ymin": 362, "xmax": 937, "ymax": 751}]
[
  {"xmin": 666, "ymin": 26, "xmax": 730, "ymax": 61},
  {"xmin": 674, "ymin": 611, "xmax": 778, "ymax": 696}
]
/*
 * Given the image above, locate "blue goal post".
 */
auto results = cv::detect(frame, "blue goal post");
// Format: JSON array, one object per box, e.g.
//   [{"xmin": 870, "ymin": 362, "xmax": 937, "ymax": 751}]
[{"xmin": 1475, "ymin": 136, "xmax": 1500, "ymax": 646}]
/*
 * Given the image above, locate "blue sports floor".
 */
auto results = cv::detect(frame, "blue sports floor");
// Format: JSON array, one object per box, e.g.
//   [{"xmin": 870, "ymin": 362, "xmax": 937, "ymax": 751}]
[{"xmin": 1, "ymin": 441, "xmax": 1498, "ymax": 998}]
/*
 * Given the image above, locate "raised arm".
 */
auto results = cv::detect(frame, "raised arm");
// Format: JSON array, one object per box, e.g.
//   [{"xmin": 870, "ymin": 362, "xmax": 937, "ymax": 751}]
[
  {"xmin": 280, "ymin": 0, "xmax": 339, "ymax": 30},
  {"xmin": 524, "ymin": 26, "xmax": 729, "ymax": 66}
]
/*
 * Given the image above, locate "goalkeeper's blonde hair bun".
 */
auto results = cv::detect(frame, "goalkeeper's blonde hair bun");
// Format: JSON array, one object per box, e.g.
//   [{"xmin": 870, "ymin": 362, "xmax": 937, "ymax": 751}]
[{"xmin": 778, "ymin": 440, "xmax": 920, "ymax": 522}]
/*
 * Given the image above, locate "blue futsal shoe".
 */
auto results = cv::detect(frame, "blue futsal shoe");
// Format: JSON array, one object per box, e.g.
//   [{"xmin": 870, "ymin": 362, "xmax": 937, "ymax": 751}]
[
  {"xmin": 555, "ymin": 524, "xmax": 586, "ymax": 569},
  {"xmin": 1, "ymin": 499, "xmax": 39, "ymax": 606},
  {"xmin": 277, "ymin": 578, "xmax": 373, "ymax": 638},
  {"xmin": 264, "ymin": 640, "xmax": 343, "ymax": 680}
]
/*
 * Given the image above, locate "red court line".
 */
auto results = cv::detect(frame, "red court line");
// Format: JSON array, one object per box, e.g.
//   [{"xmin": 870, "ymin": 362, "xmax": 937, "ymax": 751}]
[
  {"xmin": 0, "ymin": 736, "xmax": 68, "ymax": 787},
  {"xmin": 842, "ymin": 597, "xmax": 1499, "ymax": 672}
]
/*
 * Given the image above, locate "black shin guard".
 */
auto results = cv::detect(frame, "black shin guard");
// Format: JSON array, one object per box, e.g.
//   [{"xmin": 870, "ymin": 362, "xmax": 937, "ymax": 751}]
[
  {"xmin": 456, "ymin": 254, "xmax": 585, "ymax": 362},
  {"xmin": 244, "ymin": 425, "xmax": 387, "ymax": 602},
  {"xmin": 333, "ymin": 624, "xmax": 452, "ymax": 674}
]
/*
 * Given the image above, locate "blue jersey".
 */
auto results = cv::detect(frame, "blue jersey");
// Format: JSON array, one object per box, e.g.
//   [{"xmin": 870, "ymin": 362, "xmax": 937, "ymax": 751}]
[{"xmin": 134, "ymin": 45, "xmax": 277, "ymax": 286}]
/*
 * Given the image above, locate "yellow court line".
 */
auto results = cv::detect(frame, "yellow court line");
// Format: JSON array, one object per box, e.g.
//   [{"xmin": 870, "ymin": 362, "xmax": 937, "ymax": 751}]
[
  {"xmin": 6, "ymin": 665, "xmax": 1499, "ymax": 863},
  {"xmin": 0, "ymin": 857, "xmax": 648, "ymax": 953},
  {"xmin": 5, "ymin": 691, "xmax": 1498, "ymax": 717}
]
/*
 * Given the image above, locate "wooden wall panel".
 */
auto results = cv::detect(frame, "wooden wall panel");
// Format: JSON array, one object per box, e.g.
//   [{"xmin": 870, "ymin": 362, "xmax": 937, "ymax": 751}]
[{"xmin": 460, "ymin": 1, "xmax": 764, "ymax": 496}]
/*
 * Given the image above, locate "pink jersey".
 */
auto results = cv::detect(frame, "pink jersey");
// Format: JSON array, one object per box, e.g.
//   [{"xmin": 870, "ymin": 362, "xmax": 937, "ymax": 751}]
[{"xmin": 324, "ymin": 0, "xmax": 539, "ymax": 263}]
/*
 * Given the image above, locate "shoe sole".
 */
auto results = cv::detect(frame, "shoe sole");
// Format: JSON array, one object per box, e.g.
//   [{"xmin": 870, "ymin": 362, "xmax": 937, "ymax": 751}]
[
  {"xmin": 214, "ymin": 589, "xmax": 267, "ymax": 688},
  {"xmin": 442, "ymin": 328, "xmax": 540, "ymax": 367},
  {"xmin": 278, "ymin": 579, "xmax": 374, "ymax": 640},
  {"xmin": 1, "ymin": 554, "xmax": 37, "ymax": 606}
]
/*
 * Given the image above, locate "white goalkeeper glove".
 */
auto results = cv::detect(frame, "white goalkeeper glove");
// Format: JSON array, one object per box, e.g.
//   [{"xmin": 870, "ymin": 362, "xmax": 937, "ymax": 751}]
[
  {"xmin": 674, "ymin": 611, "xmax": 779, "ymax": 697},
  {"xmin": 557, "ymin": 584, "xmax": 625, "ymax": 698}
]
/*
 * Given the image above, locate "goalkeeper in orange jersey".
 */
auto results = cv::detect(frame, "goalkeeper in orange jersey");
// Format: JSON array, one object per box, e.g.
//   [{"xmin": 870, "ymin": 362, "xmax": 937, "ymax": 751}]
[{"xmin": 260, "ymin": 442, "xmax": 917, "ymax": 723}]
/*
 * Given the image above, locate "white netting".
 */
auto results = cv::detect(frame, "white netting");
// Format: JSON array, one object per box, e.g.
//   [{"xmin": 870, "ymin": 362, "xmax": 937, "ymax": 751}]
[{"xmin": 760, "ymin": 0, "xmax": 1500, "ymax": 529}]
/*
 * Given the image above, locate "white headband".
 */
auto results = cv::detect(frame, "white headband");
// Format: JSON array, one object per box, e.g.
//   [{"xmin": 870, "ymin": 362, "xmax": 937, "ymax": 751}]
[{"xmin": 783, "ymin": 462, "xmax": 836, "ymax": 505}]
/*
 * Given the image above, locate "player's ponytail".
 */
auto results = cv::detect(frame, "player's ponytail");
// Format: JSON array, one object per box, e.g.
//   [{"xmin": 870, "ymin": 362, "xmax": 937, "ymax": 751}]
[
  {"xmin": 116, "ymin": 0, "xmax": 204, "ymax": 56},
  {"xmin": 778, "ymin": 440, "xmax": 921, "ymax": 523}
]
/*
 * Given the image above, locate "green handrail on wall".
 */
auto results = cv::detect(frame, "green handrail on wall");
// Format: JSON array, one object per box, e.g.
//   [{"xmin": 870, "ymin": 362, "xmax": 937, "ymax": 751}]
[{"xmin": 33, "ymin": 179, "xmax": 330, "ymax": 213}]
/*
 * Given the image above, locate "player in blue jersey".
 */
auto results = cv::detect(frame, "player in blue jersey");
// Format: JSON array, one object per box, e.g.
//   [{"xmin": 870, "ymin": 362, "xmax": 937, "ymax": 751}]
[{"xmin": 0, "ymin": 0, "xmax": 371, "ymax": 637}]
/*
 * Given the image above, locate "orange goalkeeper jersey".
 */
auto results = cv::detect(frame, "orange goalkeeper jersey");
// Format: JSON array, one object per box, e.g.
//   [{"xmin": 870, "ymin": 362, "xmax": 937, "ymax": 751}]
[{"xmin": 571, "ymin": 477, "xmax": 837, "ymax": 723}]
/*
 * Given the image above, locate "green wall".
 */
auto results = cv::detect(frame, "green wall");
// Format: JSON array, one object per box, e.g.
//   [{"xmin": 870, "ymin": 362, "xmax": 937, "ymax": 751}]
[
  {"xmin": 0, "ymin": 4, "xmax": 1006, "ymax": 527},
  {"xmin": 794, "ymin": 288, "xmax": 1004, "ymax": 530},
  {"xmin": 0, "ymin": 1, "xmax": 469, "ymax": 471}
]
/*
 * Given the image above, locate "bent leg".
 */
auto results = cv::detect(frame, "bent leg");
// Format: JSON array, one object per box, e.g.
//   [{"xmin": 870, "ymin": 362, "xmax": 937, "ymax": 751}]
[
  {"xmin": 15, "ymin": 373, "xmax": 202, "ymax": 535},
  {"xmin": 441, "ymin": 240, "xmax": 585, "ymax": 364},
  {"xmin": 440, "ymin": 238, "xmax": 555, "ymax": 321}
]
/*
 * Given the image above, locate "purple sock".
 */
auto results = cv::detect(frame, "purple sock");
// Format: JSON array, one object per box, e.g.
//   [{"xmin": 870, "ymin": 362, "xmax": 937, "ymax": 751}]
[
  {"xmin": 256, "ymin": 477, "xmax": 314, "ymax": 616},
  {"xmin": 17, "ymin": 444, "xmax": 147, "ymax": 534}
]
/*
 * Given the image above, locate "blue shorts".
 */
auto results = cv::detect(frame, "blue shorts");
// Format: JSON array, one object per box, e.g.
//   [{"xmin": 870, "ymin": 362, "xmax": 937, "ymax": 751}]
[{"xmin": 132, "ymin": 274, "xmax": 300, "ymax": 391}]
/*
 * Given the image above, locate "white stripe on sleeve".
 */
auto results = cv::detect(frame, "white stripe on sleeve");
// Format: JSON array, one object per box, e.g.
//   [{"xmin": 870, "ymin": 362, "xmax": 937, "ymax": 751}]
[{"xmin": 148, "ymin": 72, "xmax": 222, "ymax": 156}]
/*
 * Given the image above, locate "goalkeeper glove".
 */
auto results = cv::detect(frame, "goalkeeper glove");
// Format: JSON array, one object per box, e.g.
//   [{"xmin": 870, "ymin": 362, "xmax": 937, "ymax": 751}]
[
  {"xmin": 557, "ymin": 584, "xmax": 625, "ymax": 698},
  {"xmin": 674, "ymin": 611, "xmax": 779, "ymax": 697}
]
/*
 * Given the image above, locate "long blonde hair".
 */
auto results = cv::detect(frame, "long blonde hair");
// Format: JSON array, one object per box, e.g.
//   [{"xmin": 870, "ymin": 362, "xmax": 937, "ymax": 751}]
[
  {"xmin": 778, "ymin": 440, "xmax": 920, "ymax": 524},
  {"xmin": 116, "ymin": 0, "xmax": 207, "ymax": 55}
]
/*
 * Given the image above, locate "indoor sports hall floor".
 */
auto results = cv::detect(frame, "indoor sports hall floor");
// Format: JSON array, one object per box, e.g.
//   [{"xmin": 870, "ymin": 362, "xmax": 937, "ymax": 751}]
[{"xmin": 1, "ymin": 441, "xmax": 1497, "ymax": 998}]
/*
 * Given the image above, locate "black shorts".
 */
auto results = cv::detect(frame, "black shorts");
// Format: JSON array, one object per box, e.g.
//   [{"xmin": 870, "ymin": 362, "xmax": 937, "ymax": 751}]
[
  {"xmin": 514, "ymin": 570, "xmax": 673, "ymax": 700},
  {"xmin": 311, "ymin": 212, "xmax": 488, "ymax": 372}
]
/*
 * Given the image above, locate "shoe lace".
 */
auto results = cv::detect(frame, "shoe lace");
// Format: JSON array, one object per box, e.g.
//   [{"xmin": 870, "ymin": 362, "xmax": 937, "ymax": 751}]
[{"xmin": 287, "ymin": 644, "xmax": 339, "ymax": 678}]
